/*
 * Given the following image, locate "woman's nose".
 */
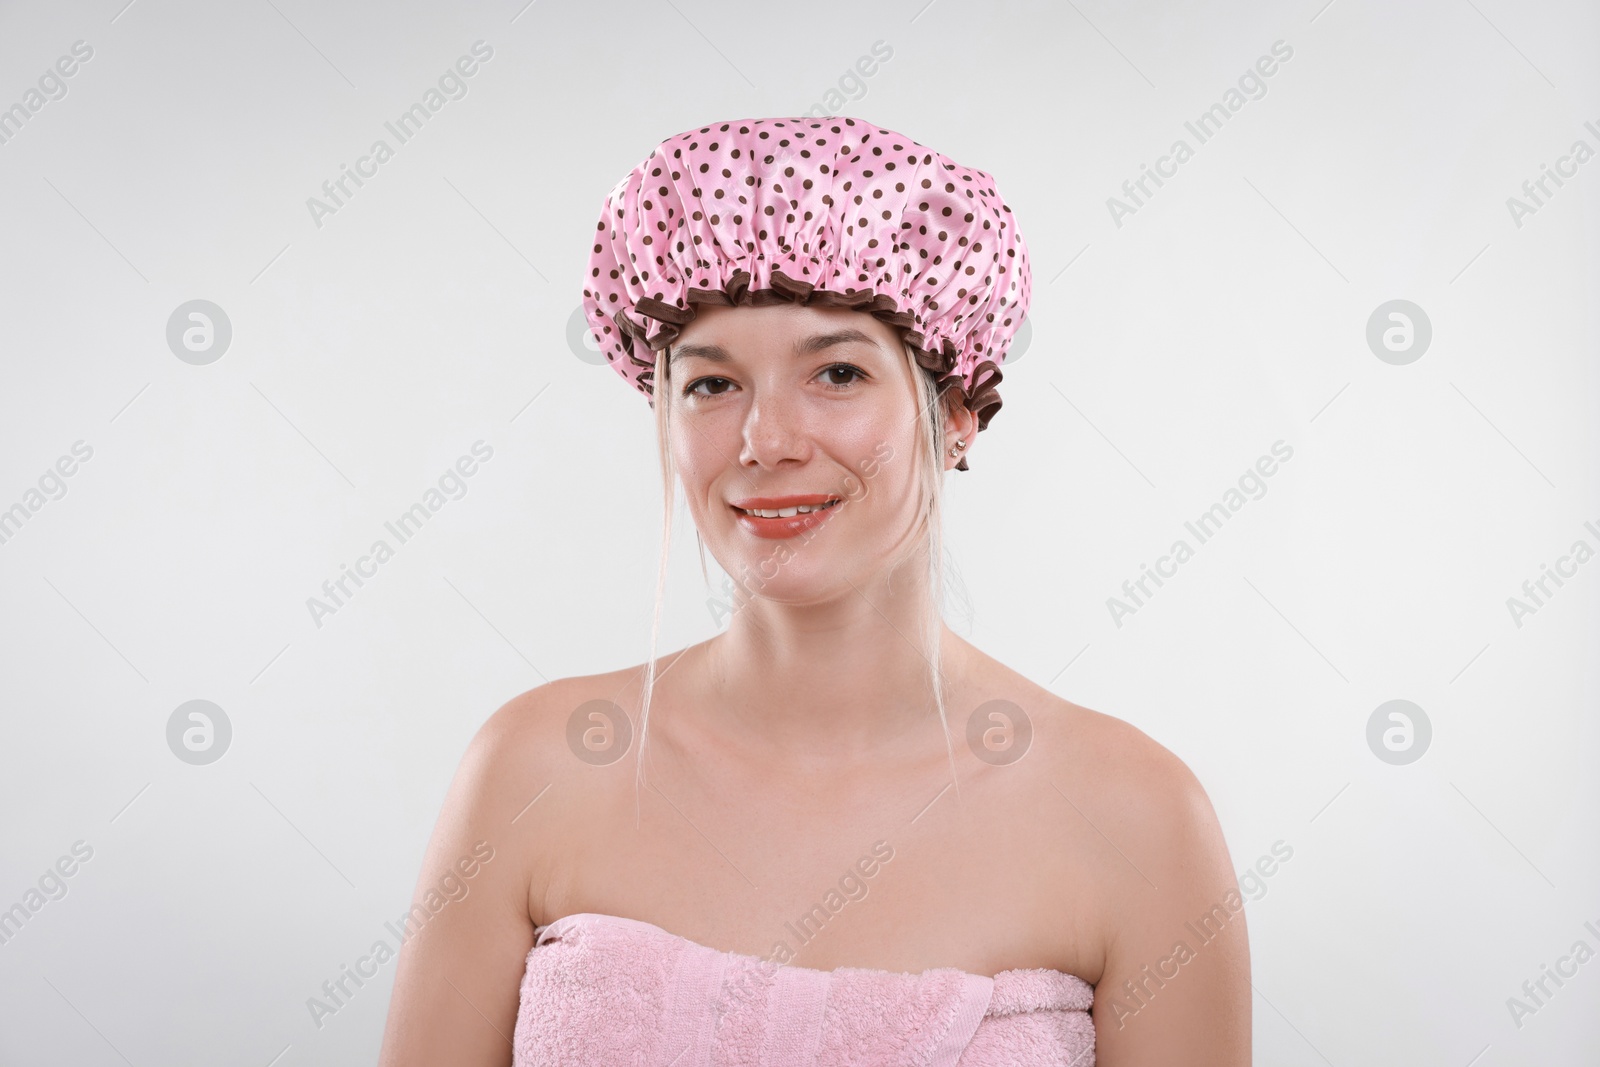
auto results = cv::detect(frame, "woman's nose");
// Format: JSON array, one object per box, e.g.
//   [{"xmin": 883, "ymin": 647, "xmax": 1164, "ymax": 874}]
[{"xmin": 738, "ymin": 393, "xmax": 810, "ymax": 468}]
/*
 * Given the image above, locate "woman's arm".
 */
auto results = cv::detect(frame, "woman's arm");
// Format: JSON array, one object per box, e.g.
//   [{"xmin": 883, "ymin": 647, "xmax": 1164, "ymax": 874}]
[
  {"xmin": 377, "ymin": 689, "xmax": 559, "ymax": 1067},
  {"xmin": 1087, "ymin": 729, "xmax": 1253, "ymax": 1065}
]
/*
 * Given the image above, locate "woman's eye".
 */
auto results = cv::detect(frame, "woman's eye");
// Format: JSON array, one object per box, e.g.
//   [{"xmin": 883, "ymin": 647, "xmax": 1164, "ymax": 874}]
[
  {"xmin": 820, "ymin": 364, "xmax": 867, "ymax": 389},
  {"xmin": 684, "ymin": 376, "xmax": 731, "ymax": 398}
]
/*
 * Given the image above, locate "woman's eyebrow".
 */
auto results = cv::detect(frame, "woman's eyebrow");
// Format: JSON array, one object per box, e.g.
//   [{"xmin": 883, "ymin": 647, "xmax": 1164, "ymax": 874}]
[
  {"xmin": 797, "ymin": 329, "xmax": 882, "ymax": 356},
  {"xmin": 669, "ymin": 329, "xmax": 881, "ymax": 365}
]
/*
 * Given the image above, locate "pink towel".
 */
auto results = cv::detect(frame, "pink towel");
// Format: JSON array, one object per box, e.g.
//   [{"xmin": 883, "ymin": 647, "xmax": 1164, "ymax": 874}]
[{"xmin": 512, "ymin": 912, "xmax": 1095, "ymax": 1066}]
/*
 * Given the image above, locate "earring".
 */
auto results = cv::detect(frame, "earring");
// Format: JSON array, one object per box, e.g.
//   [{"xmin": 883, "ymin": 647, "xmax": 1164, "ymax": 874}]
[{"xmin": 947, "ymin": 438, "xmax": 967, "ymax": 458}]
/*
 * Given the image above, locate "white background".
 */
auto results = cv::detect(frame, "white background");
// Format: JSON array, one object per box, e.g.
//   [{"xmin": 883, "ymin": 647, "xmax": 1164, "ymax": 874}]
[{"xmin": 0, "ymin": 0, "xmax": 1596, "ymax": 1064}]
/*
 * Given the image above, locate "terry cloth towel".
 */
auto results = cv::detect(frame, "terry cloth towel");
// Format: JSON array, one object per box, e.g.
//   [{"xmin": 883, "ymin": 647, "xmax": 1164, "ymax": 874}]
[{"xmin": 512, "ymin": 911, "xmax": 1095, "ymax": 1066}]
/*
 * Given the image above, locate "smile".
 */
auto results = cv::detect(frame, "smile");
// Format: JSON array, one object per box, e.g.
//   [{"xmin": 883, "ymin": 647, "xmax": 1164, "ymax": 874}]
[
  {"xmin": 734, "ymin": 500, "xmax": 841, "ymax": 518},
  {"xmin": 728, "ymin": 496, "xmax": 845, "ymax": 540}
]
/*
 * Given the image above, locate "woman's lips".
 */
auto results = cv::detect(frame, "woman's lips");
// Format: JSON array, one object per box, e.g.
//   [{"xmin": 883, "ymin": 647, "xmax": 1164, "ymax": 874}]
[{"xmin": 729, "ymin": 499, "xmax": 842, "ymax": 540}]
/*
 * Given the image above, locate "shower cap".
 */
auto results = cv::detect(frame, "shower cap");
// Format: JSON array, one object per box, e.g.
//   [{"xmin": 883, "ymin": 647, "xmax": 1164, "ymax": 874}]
[{"xmin": 582, "ymin": 116, "xmax": 1032, "ymax": 469}]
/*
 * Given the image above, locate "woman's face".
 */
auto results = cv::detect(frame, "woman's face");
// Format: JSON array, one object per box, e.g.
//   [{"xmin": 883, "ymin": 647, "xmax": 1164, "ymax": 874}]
[{"xmin": 665, "ymin": 302, "xmax": 949, "ymax": 604}]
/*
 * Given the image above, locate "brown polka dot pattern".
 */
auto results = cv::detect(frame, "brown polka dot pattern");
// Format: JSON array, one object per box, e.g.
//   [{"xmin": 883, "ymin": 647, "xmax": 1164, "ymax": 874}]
[{"xmin": 582, "ymin": 116, "xmax": 1033, "ymax": 466}]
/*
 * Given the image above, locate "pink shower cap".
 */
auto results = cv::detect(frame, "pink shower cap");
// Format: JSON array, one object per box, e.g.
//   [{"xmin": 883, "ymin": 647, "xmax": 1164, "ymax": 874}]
[{"xmin": 582, "ymin": 115, "xmax": 1032, "ymax": 469}]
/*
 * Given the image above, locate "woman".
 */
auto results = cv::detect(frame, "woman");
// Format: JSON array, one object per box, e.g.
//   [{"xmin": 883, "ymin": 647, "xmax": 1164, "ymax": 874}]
[{"xmin": 378, "ymin": 116, "xmax": 1249, "ymax": 1066}]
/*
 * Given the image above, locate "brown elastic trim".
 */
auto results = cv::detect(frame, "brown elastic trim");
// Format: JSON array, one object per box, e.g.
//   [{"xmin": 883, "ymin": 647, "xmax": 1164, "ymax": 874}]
[
  {"xmin": 634, "ymin": 296, "xmax": 694, "ymax": 325},
  {"xmin": 607, "ymin": 273, "xmax": 1007, "ymax": 470}
]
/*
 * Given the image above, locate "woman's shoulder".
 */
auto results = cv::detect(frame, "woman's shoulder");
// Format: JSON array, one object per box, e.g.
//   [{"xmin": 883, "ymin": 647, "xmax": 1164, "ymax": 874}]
[
  {"xmin": 1033, "ymin": 697, "xmax": 1235, "ymax": 951},
  {"xmin": 961, "ymin": 649, "xmax": 1204, "ymax": 800},
  {"xmin": 954, "ymin": 655, "xmax": 1236, "ymax": 980},
  {"xmin": 467, "ymin": 667, "xmax": 643, "ymax": 768},
  {"xmin": 1013, "ymin": 692, "xmax": 1250, "ymax": 1049},
  {"xmin": 968, "ymin": 657, "xmax": 1225, "ymax": 886},
  {"xmin": 1043, "ymin": 694, "xmax": 1206, "ymax": 805}
]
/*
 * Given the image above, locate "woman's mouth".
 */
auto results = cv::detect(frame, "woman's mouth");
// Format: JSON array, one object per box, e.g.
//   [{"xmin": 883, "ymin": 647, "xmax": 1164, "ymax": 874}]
[{"xmin": 729, "ymin": 497, "xmax": 843, "ymax": 539}]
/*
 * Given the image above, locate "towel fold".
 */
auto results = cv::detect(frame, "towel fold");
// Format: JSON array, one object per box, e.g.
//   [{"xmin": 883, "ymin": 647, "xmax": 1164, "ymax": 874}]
[{"xmin": 512, "ymin": 912, "xmax": 1095, "ymax": 1066}]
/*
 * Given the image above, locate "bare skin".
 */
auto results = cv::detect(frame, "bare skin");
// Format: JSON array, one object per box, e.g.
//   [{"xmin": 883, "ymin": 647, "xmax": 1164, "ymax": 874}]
[{"xmin": 378, "ymin": 304, "xmax": 1251, "ymax": 1065}]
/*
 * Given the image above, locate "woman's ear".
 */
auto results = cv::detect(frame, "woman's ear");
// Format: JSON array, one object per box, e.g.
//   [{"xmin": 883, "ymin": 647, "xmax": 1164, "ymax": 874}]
[{"xmin": 943, "ymin": 394, "xmax": 979, "ymax": 470}]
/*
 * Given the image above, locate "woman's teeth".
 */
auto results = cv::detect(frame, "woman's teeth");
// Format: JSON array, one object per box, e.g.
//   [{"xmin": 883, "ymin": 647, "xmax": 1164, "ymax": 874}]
[{"xmin": 736, "ymin": 502, "xmax": 838, "ymax": 518}]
